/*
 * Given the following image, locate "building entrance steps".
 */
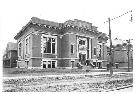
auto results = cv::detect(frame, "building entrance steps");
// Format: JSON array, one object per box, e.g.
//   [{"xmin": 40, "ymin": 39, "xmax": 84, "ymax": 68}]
[{"xmin": 77, "ymin": 62, "xmax": 95, "ymax": 69}]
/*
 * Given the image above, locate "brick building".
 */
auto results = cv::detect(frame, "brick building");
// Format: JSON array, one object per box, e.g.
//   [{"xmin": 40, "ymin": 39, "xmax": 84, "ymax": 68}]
[
  {"xmin": 107, "ymin": 41, "xmax": 133, "ymax": 68},
  {"xmin": 3, "ymin": 42, "xmax": 17, "ymax": 68},
  {"xmin": 14, "ymin": 17, "xmax": 108, "ymax": 69}
]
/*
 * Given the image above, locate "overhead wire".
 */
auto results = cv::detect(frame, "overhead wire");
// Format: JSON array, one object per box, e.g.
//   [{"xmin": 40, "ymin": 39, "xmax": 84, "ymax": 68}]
[{"xmin": 104, "ymin": 10, "xmax": 133, "ymax": 23}]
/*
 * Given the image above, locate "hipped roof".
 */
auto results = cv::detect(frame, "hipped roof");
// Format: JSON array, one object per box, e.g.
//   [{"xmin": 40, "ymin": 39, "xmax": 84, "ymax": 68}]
[{"xmin": 14, "ymin": 17, "xmax": 107, "ymax": 40}]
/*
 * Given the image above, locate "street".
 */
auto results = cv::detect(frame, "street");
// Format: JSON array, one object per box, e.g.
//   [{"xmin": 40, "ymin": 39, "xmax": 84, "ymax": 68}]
[
  {"xmin": 109, "ymin": 86, "xmax": 133, "ymax": 92},
  {"xmin": 3, "ymin": 72, "xmax": 133, "ymax": 92}
]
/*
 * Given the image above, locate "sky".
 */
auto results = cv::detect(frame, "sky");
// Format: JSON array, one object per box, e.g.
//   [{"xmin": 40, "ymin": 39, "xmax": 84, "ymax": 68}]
[{"xmin": 0, "ymin": 0, "xmax": 134, "ymax": 61}]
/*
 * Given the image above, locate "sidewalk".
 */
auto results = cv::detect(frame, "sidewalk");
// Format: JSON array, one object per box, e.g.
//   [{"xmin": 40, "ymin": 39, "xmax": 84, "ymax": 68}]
[{"xmin": 3, "ymin": 71, "xmax": 133, "ymax": 80}]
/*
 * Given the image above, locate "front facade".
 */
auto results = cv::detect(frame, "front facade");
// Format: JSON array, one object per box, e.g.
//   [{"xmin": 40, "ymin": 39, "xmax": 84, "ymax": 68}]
[{"xmin": 14, "ymin": 17, "xmax": 108, "ymax": 69}]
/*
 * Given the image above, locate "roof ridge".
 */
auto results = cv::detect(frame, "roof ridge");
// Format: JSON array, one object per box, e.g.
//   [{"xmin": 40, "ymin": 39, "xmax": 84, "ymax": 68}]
[{"xmin": 31, "ymin": 17, "xmax": 61, "ymax": 27}]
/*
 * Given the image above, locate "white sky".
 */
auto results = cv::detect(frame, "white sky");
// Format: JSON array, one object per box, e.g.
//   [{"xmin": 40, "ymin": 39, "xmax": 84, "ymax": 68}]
[{"xmin": 0, "ymin": 0, "xmax": 134, "ymax": 61}]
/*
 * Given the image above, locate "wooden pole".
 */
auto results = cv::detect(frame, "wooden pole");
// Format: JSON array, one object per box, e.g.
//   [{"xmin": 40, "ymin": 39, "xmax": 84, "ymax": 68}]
[
  {"xmin": 108, "ymin": 18, "xmax": 113, "ymax": 76},
  {"xmin": 127, "ymin": 39, "xmax": 130, "ymax": 72}
]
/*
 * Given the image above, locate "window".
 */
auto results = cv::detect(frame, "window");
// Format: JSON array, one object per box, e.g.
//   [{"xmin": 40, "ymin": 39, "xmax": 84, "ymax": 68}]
[
  {"xmin": 25, "ymin": 38, "xmax": 28, "ymax": 54},
  {"xmin": 99, "ymin": 45, "xmax": 102, "ymax": 57},
  {"xmin": 71, "ymin": 61, "xmax": 74, "ymax": 68},
  {"xmin": 43, "ymin": 36, "xmax": 56, "ymax": 54},
  {"xmin": 43, "ymin": 61, "xmax": 46, "ymax": 68},
  {"xmin": 94, "ymin": 48, "xmax": 97, "ymax": 55},
  {"xmin": 25, "ymin": 36, "xmax": 30, "ymax": 55},
  {"xmin": 48, "ymin": 61, "xmax": 51, "ymax": 68},
  {"xmin": 42, "ymin": 60, "xmax": 56, "ymax": 68},
  {"xmin": 71, "ymin": 44, "xmax": 74, "ymax": 54},
  {"xmin": 52, "ymin": 61, "xmax": 56, "ymax": 68},
  {"xmin": 19, "ymin": 42, "xmax": 21, "ymax": 56},
  {"xmin": 97, "ymin": 44, "xmax": 102, "ymax": 57},
  {"xmin": 52, "ymin": 38, "xmax": 55, "ymax": 53},
  {"xmin": 79, "ymin": 53, "xmax": 81, "ymax": 62},
  {"xmin": 79, "ymin": 40, "xmax": 85, "ymax": 45}
]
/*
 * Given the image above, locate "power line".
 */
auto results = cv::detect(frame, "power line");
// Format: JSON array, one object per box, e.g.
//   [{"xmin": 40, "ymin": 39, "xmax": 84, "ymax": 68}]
[{"xmin": 104, "ymin": 10, "xmax": 133, "ymax": 23}]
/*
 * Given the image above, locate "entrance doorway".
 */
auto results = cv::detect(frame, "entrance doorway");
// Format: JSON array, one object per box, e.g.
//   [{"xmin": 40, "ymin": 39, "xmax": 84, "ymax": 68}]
[{"xmin": 79, "ymin": 53, "xmax": 86, "ymax": 65}]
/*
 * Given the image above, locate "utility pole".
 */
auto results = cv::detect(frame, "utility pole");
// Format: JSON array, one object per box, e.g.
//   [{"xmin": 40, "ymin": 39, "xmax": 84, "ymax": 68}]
[
  {"xmin": 108, "ymin": 18, "xmax": 113, "ymax": 76},
  {"xmin": 127, "ymin": 39, "xmax": 130, "ymax": 72},
  {"xmin": 104, "ymin": 10, "xmax": 133, "ymax": 75}
]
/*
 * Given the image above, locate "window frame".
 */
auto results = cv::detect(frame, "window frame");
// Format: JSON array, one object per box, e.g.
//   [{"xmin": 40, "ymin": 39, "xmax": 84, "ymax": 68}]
[
  {"xmin": 42, "ymin": 60, "xmax": 57, "ymax": 68},
  {"xmin": 71, "ymin": 44, "xmax": 74, "ymax": 54},
  {"xmin": 25, "ymin": 36, "xmax": 30, "ymax": 55},
  {"xmin": 42, "ymin": 35, "xmax": 57, "ymax": 54},
  {"xmin": 79, "ymin": 39, "xmax": 86, "ymax": 45},
  {"xmin": 93, "ymin": 47, "xmax": 97, "ymax": 56},
  {"xmin": 97, "ymin": 44, "xmax": 102, "ymax": 57},
  {"xmin": 18, "ymin": 42, "xmax": 22, "ymax": 57}
]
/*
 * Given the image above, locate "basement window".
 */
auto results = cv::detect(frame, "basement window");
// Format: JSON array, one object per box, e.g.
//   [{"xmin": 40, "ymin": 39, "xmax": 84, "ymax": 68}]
[{"xmin": 42, "ymin": 60, "xmax": 57, "ymax": 68}]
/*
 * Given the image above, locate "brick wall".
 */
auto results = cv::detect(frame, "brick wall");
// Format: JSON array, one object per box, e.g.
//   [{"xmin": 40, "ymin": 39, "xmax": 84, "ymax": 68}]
[
  {"xmin": 60, "ymin": 59, "xmax": 70, "ymax": 67},
  {"xmin": 100, "ymin": 43, "xmax": 107, "ymax": 60},
  {"xmin": 61, "ymin": 34, "xmax": 70, "ymax": 58},
  {"xmin": 113, "ymin": 50, "xmax": 132, "ymax": 63},
  {"xmin": 10, "ymin": 50, "xmax": 17, "ymax": 67},
  {"xmin": 91, "ymin": 38, "xmax": 98, "ymax": 59},
  {"xmin": 69, "ymin": 34, "xmax": 77, "ymax": 58},
  {"xmin": 31, "ymin": 33, "xmax": 42, "ymax": 67},
  {"xmin": 57, "ymin": 36, "xmax": 62, "ymax": 58},
  {"xmin": 32, "ymin": 34, "xmax": 41, "ymax": 57},
  {"xmin": 17, "ymin": 27, "xmax": 34, "ymax": 59},
  {"xmin": 32, "ymin": 58, "xmax": 42, "ymax": 67},
  {"xmin": 103, "ymin": 45, "xmax": 108, "ymax": 60}
]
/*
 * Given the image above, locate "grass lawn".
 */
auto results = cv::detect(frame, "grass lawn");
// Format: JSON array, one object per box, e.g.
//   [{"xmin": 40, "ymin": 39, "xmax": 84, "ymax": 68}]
[
  {"xmin": 3, "ymin": 67, "xmax": 133, "ymax": 77},
  {"xmin": 3, "ymin": 72, "xmax": 133, "ymax": 92}
]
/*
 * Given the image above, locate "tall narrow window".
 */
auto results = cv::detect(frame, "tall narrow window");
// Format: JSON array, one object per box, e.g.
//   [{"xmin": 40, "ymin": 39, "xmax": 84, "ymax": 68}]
[
  {"xmin": 52, "ymin": 38, "xmax": 56, "ymax": 54},
  {"xmin": 71, "ymin": 44, "xmax": 74, "ymax": 54},
  {"xmin": 25, "ymin": 38, "xmax": 28, "ymax": 54},
  {"xmin": 43, "ymin": 61, "xmax": 46, "ymax": 68},
  {"xmin": 19, "ymin": 43, "xmax": 21, "ymax": 56},
  {"xmin": 97, "ymin": 44, "xmax": 102, "ymax": 57},
  {"xmin": 43, "ymin": 37, "xmax": 47, "ymax": 53},
  {"xmin": 48, "ymin": 61, "xmax": 51, "ymax": 68},
  {"xmin": 94, "ymin": 48, "xmax": 97, "ymax": 55},
  {"xmin": 25, "ymin": 36, "xmax": 30, "ymax": 55},
  {"xmin": 46, "ymin": 38, "xmax": 51, "ymax": 53},
  {"xmin": 99, "ymin": 45, "xmax": 102, "ymax": 57},
  {"xmin": 52, "ymin": 61, "xmax": 56, "ymax": 68}
]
